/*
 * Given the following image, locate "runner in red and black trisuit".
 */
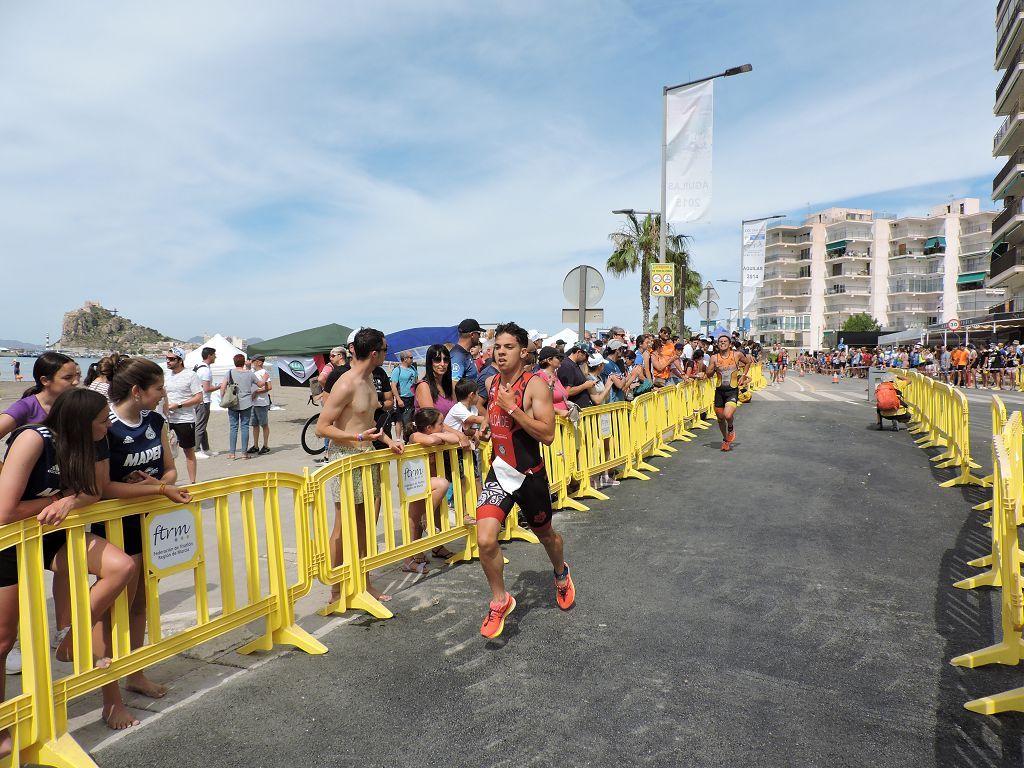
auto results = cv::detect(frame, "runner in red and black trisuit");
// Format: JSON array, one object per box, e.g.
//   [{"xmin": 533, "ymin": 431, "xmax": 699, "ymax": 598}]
[{"xmin": 476, "ymin": 321, "xmax": 575, "ymax": 639}]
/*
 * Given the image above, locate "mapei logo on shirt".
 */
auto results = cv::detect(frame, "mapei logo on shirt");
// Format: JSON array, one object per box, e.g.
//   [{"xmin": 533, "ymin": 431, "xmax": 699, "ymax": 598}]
[
  {"xmin": 123, "ymin": 446, "xmax": 162, "ymax": 468},
  {"xmin": 123, "ymin": 435, "xmax": 134, "ymax": 444},
  {"xmin": 47, "ymin": 466, "xmax": 60, "ymax": 475},
  {"xmin": 144, "ymin": 426, "xmax": 156, "ymax": 440}
]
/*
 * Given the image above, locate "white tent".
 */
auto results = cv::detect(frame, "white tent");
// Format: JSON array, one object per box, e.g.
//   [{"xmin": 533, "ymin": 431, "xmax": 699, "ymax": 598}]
[
  {"xmin": 543, "ymin": 328, "xmax": 579, "ymax": 347},
  {"xmin": 183, "ymin": 334, "xmax": 245, "ymax": 409}
]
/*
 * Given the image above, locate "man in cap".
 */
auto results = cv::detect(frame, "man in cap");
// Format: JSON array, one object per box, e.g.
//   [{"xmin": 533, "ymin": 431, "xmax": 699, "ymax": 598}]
[
  {"xmin": 452, "ymin": 318, "xmax": 483, "ymax": 385},
  {"xmin": 247, "ymin": 355, "xmax": 273, "ymax": 455},
  {"xmin": 558, "ymin": 345, "xmax": 596, "ymax": 408},
  {"xmin": 163, "ymin": 346, "xmax": 204, "ymax": 482}
]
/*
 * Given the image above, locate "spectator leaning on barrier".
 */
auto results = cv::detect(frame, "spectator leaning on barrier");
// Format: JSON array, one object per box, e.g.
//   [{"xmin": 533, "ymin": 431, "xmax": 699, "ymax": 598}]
[
  {"xmin": 585, "ymin": 353, "xmax": 612, "ymax": 407},
  {"xmin": 558, "ymin": 345, "xmax": 595, "ymax": 408},
  {"xmin": 163, "ymin": 347, "xmax": 203, "ymax": 483}
]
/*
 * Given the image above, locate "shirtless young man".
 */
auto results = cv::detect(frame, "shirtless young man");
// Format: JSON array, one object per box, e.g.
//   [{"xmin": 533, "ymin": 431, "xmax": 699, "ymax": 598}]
[
  {"xmin": 316, "ymin": 328, "xmax": 403, "ymax": 606},
  {"xmin": 704, "ymin": 335, "xmax": 754, "ymax": 452},
  {"xmin": 476, "ymin": 322, "xmax": 575, "ymax": 639}
]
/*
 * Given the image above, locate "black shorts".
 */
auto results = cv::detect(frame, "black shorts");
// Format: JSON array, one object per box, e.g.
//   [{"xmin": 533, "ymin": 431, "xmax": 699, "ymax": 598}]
[
  {"xmin": 714, "ymin": 386, "xmax": 739, "ymax": 409},
  {"xmin": 169, "ymin": 422, "xmax": 196, "ymax": 450},
  {"xmin": 477, "ymin": 468, "xmax": 553, "ymax": 530},
  {"xmin": 0, "ymin": 531, "xmax": 68, "ymax": 588},
  {"xmin": 92, "ymin": 515, "xmax": 143, "ymax": 557}
]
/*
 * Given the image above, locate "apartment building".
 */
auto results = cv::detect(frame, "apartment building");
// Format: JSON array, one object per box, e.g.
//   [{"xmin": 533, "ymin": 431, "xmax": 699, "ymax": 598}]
[
  {"xmin": 989, "ymin": 0, "xmax": 1024, "ymax": 307},
  {"xmin": 750, "ymin": 199, "xmax": 1002, "ymax": 349}
]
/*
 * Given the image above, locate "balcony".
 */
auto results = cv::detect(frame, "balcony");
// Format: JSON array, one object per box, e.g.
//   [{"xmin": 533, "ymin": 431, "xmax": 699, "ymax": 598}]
[
  {"xmin": 994, "ymin": 148, "xmax": 1024, "ymax": 200},
  {"xmin": 998, "ymin": 0, "xmax": 1024, "ymax": 69},
  {"xmin": 826, "ymin": 247, "xmax": 870, "ymax": 260},
  {"xmin": 992, "ymin": 197, "xmax": 1024, "ymax": 241},
  {"xmin": 764, "ymin": 253, "xmax": 798, "ymax": 264},
  {"xmin": 990, "ymin": 245, "xmax": 1024, "ymax": 286},
  {"xmin": 995, "ymin": 102, "xmax": 1024, "ymax": 157},
  {"xmin": 889, "ymin": 304, "xmax": 935, "ymax": 314},
  {"xmin": 997, "ymin": 45, "xmax": 1024, "ymax": 115}
]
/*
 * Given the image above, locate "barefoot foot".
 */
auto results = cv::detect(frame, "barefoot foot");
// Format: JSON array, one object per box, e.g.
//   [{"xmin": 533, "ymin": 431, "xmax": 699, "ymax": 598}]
[
  {"xmin": 102, "ymin": 703, "xmax": 140, "ymax": 730},
  {"xmin": 367, "ymin": 581, "xmax": 392, "ymax": 603},
  {"xmin": 125, "ymin": 674, "xmax": 167, "ymax": 699},
  {"xmin": 55, "ymin": 627, "xmax": 112, "ymax": 668}
]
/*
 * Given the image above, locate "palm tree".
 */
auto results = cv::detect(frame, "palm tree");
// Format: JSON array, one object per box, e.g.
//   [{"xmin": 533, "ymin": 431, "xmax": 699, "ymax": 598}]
[
  {"xmin": 607, "ymin": 213, "xmax": 698, "ymax": 331},
  {"xmin": 607, "ymin": 213, "xmax": 659, "ymax": 328}
]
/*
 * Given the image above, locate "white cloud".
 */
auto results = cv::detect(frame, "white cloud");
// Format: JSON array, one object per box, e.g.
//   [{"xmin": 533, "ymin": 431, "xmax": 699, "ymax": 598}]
[{"xmin": 0, "ymin": 0, "xmax": 1003, "ymax": 342}]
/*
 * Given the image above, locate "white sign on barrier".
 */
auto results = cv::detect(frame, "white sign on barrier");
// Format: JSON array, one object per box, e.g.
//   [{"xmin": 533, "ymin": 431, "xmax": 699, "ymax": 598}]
[
  {"xmin": 401, "ymin": 457, "xmax": 429, "ymax": 497},
  {"xmin": 598, "ymin": 413, "xmax": 612, "ymax": 438},
  {"xmin": 147, "ymin": 508, "xmax": 199, "ymax": 574}
]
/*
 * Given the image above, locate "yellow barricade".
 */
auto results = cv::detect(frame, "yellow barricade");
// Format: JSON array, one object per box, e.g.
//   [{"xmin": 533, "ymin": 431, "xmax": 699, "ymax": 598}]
[
  {"xmin": 541, "ymin": 416, "xmax": 589, "ymax": 512},
  {"xmin": 954, "ymin": 412, "xmax": 1024, "ymax": 714},
  {"xmin": 571, "ymin": 402, "xmax": 647, "ymax": 502},
  {"xmin": 897, "ymin": 370, "xmax": 987, "ymax": 488},
  {"xmin": 13, "ymin": 473, "xmax": 327, "ymax": 767},
  {"xmin": 955, "ymin": 396, "xmax": 1012, "ymax": 590},
  {"xmin": 630, "ymin": 391, "xmax": 663, "ymax": 474},
  {"xmin": 306, "ymin": 444, "xmax": 480, "ymax": 620}
]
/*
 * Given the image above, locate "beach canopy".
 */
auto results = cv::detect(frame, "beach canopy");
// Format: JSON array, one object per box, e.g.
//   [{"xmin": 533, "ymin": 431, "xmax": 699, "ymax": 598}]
[
  {"xmin": 384, "ymin": 325, "xmax": 458, "ymax": 363},
  {"xmin": 543, "ymin": 328, "xmax": 579, "ymax": 347},
  {"xmin": 247, "ymin": 323, "xmax": 353, "ymax": 358}
]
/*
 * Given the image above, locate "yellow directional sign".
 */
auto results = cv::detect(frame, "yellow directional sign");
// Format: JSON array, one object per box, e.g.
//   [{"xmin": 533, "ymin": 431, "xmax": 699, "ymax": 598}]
[{"xmin": 650, "ymin": 263, "xmax": 675, "ymax": 297}]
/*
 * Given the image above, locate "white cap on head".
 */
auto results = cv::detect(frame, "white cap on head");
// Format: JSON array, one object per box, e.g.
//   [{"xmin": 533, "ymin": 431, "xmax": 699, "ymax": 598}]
[
  {"xmin": 587, "ymin": 353, "xmax": 606, "ymax": 368},
  {"xmin": 347, "ymin": 327, "xmax": 364, "ymax": 346}
]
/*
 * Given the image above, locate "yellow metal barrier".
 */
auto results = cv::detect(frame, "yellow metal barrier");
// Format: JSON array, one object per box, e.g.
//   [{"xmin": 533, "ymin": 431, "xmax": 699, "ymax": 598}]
[
  {"xmin": 12, "ymin": 473, "xmax": 327, "ymax": 767},
  {"xmin": 541, "ymin": 416, "xmax": 589, "ymax": 512},
  {"xmin": 307, "ymin": 444, "xmax": 480, "ymax": 620},
  {"xmin": 897, "ymin": 370, "xmax": 987, "ymax": 489},
  {"xmin": 954, "ymin": 412, "xmax": 1024, "ymax": 714},
  {"xmin": 571, "ymin": 402, "xmax": 647, "ymax": 502}
]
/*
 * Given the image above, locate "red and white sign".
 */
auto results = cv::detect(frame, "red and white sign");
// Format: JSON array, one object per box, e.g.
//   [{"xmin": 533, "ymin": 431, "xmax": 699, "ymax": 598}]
[{"xmin": 947, "ymin": 319, "xmax": 961, "ymax": 331}]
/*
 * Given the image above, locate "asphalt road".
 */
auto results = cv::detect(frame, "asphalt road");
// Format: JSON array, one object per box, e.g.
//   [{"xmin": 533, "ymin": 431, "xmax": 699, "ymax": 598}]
[{"xmin": 93, "ymin": 379, "xmax": 1024, "ymax": 767}]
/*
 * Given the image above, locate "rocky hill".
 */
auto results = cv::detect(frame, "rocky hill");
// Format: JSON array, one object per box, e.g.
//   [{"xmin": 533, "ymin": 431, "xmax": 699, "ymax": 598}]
[{"xmin": 59, "ymin": 301, "xmax": 178, "ymax": 352}]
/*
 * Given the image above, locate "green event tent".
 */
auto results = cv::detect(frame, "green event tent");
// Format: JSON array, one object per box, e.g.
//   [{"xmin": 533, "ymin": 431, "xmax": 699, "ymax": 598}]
[{"xmin": 246, "ymin": 323, "xmax": 353, "ymax": 357}]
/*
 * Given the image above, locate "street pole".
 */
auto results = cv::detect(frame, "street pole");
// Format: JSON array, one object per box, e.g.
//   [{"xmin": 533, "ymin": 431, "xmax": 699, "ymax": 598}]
[
  {"xmin": 658, "ymin": 64, "xmax": 752, "ymax": 334},
  {"xmin": 578, "ymin": 265, "xmax": 587, "ymax": 343}
]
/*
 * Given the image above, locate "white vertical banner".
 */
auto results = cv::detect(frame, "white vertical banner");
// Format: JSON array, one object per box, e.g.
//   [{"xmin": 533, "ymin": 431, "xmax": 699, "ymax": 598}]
[
  {"xmin": 741, "ymin": 220, "xmax": 768, "ymax": 318},
  {"xmin": 665, "ymin": 81, "xmax": 713, "ymax": 224}
]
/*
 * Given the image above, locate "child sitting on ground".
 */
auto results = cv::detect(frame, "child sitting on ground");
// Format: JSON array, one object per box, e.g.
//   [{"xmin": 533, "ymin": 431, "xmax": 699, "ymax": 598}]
[{"xmin": 403, "ymin": 408, "xmax": 460, "ymax": 574}]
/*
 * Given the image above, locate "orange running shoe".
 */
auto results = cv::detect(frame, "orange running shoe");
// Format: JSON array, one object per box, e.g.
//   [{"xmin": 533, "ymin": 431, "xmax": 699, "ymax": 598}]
[
  {"xmin": 721, "ymin": 441, "xmax": 731, "ymax": 452},
  {"xmin": 726, "ymin": 430, "xmax": 736, "ymax": 443},
  {"xmin": 480, "ymin": 593, "xmax": 516, "ymax": 639},
  {"xmin": 555, "ymin": 563, "xmax": 575, "ymax": 610}
]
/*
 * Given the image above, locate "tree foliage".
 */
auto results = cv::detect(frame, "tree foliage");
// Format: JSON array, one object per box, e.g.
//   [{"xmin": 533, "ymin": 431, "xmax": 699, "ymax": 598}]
[{"xmin": 840, "ymin": 312, "xmax": 881, "ymax": 332}]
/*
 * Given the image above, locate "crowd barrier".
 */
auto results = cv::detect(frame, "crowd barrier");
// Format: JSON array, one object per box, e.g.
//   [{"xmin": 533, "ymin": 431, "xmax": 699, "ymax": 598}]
[
  {"xmin": 2, "ymin": 364, "xmax": 766, "ymax": 764},
  {"xmin": 951, "ymin": 410, "xmax": 1024, "ymax": 714},
  {"xmin": 895, "ymin": 370, "xmax": 987, "ymax": 488}
]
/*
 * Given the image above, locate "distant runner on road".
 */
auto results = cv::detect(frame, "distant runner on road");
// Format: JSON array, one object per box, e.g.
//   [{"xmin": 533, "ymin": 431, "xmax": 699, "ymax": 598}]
[
  {"xmin": 705, "ymin": 335, "xmax": 753, "ymax": 452},
  {"xmin": 476, "ymin": 321, "xmax": 575, "ymax": 639}
]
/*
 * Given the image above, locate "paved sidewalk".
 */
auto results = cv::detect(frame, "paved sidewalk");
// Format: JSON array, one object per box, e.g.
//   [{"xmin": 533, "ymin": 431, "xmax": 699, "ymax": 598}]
[{"xmin": 90, "ymin": 388, "xmax": 1024, "ymax": 767}]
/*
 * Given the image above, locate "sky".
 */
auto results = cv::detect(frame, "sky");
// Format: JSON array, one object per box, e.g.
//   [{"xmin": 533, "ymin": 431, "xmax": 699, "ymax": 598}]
[{"xmin": 0, "ymin": 0, "xmax": 1001, "ymax": 344}]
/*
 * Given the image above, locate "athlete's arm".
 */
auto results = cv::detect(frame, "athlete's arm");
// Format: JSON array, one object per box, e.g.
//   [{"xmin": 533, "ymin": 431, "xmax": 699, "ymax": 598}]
[{"xmin": 499, "ymin": 376, "xmax": 555, "ymax": 445}]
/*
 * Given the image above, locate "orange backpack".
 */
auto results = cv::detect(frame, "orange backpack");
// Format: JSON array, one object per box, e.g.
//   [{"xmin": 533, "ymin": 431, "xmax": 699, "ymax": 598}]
[{"xmin": 875, "ymin": 381, "xmax": 902, "ymax": 412}]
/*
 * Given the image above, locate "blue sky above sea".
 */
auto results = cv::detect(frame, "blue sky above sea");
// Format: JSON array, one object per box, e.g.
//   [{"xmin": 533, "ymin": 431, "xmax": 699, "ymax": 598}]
[{"xmin": 0, "ymin": 1, "xmax": 999, "ymax": 343}]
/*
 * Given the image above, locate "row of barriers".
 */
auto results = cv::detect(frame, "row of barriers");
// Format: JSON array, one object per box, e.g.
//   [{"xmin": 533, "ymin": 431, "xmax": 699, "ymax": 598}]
[
  {"xmin": 3, "ymin": 366, "xmax": 764, "ymax": 765},
  {"xmin": 896, "ymin": 375, "xmax": 1024, "ymax": 714}
]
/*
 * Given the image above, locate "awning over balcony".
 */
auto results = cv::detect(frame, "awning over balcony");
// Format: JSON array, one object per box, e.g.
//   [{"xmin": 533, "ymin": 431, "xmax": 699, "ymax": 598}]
[
  {"xmin": 991, "ymin": 239, "xmax": 1009, "ymax": 256},
  {"xmin": 957, "ymin": 271, "xmax": 988, "ymax": 285},
  {"xmin": 825, "ymin": 240, "xmax": 848, "ymax": 251},
  {"xmin": 924, "ymin": 236, "xmax": 946, "ymax": 249}
]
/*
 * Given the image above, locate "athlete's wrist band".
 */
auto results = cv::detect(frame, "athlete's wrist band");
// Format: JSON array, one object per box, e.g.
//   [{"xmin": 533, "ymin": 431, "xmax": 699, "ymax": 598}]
[
  {"xmin": 159, "ymin": 483, "xmax": 167, "ymax": 495},
  {"xmin": 357, "ymin": 432, "xmax": 363, "ymax": 442}
]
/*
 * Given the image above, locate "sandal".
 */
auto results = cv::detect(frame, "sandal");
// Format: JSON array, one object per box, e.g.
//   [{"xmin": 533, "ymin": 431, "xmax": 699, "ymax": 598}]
[
  {"xmin": 402, "ymin": 559, "xmax": 429, "ymax": 575},
  {"xmin": 431, "ymin": 546, "xmax": 456, "ymax": 559}
]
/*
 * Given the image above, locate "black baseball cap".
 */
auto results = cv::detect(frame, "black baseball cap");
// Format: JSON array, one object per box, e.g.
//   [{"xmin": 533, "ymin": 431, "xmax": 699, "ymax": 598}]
[
  {"xmin": 458, "ymin": 318, "xmax": 484, "ymax": 334},
  {"xmin": 538, "ymin": 346, "xmax": 562, "ymax": 362}
]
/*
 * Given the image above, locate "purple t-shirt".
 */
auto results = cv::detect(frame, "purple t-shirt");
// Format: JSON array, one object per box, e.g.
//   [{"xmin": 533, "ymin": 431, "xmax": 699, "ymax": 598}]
[{"xmin": 3, "ymin": 395, "xmax": 47, "ymax": 427}]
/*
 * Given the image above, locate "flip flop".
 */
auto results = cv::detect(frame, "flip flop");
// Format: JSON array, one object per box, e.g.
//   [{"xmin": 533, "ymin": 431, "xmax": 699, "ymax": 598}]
[
  {"xmin": 402, "ymin": 560, "xmax": 429, "ymax": 575},
  {"xmin": 431, "ymin": 547, "xmax": 456, "ymax": 559}
]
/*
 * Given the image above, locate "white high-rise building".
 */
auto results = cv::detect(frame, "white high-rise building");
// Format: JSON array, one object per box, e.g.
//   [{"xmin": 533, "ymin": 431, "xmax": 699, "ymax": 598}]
[{"xmin": 750, "ymin": 199, "xmax": 1002, "ymax": 349}]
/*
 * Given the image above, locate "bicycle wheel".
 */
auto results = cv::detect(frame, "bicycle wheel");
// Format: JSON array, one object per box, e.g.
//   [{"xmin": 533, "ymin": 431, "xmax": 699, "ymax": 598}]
[{"xmin": 301, "ymin": 414, "xmax": 326, "ymax": 455}]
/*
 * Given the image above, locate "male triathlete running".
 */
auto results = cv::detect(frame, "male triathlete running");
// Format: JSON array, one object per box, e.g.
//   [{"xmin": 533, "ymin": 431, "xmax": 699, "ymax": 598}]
[
  {"xmin": 476, "ymin": 321, "xmax": 575, "ymax": 639},
  {"xmin": 704, "ymin": 334, "xmax": 754, "ymax": 452},
  {"xmin": 768, "ymin": 342, "xmax": 781, "ymax": 384},
  {"xmin": 778, "ymin": 347, "xmax": 789, "ymax": 382}
]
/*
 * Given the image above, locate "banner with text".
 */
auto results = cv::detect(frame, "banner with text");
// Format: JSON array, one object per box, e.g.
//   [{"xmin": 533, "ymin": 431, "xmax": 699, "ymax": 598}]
[
  {"xmin": 741, "ymin": 220, "xmax": 768, "ymax": 314},
  {"xmin": 665, "ymin": 81, "xmax": 713, "ymax": 224}
]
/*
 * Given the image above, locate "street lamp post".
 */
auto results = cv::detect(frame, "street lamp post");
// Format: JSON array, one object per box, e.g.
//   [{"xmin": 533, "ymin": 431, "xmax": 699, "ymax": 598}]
[
  {"xmin": 738, "ymin": 214, "xmax": 785, "ymax": 338},
  {"xmin": 658, "ymin": 65, "xmax": 752, "ymax": 331}
]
